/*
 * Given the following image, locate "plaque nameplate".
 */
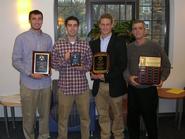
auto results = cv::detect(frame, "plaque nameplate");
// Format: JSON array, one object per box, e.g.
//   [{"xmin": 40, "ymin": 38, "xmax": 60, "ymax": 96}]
[
  {"xmin": 138, "ymin": 56, "xmax": 161, "ymax": 85},
  {"xmin": 32, "ymin": 51, "xmax": 51, "ymax": 75},
  {"xmin": 92, "ymin": 52, "xmax": 109, "ymax": 74}
]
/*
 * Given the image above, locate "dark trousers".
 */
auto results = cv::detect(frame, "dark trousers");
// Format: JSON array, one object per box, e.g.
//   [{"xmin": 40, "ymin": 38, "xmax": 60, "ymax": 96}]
[{"xmin": 127, "ymin": 85, "xmax": 158, "ymax": 139}]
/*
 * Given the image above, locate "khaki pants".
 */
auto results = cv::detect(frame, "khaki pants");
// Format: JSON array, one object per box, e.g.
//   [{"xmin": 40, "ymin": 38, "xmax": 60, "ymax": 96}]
[
  {"xmin": 95, "ymin": 82, "xmax": 124, "ymax": 139},
  {"xmin": 20, "ymin": 84, "xmax": 51, "ymax": 139},
  {"xmin": 57, "ymin": 89, "xmax": 90, "ymax": 139}
]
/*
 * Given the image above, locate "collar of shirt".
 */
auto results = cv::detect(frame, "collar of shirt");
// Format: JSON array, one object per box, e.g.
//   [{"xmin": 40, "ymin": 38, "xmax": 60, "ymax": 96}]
[
  {"xmin": 100, "ymin": 34, "xmax": 112, "ymax": 52},
  {"xmin": 30, "ymin": 28, "xmax": 43, "ymax": 36},
  {"xmin": 63, "ymin": 35, "xmax": 80, "ymax": 44}
]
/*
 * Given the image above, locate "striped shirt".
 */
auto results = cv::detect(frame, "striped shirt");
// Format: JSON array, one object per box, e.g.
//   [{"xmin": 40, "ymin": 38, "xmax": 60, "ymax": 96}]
[{"xmin": 51, "ymin": 37, "xmax": 92, "ymax": 95}]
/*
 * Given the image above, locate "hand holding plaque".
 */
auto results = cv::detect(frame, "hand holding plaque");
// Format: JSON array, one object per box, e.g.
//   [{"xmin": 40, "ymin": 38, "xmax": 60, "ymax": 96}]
[
  {"xmin": 70, "ymin": 52, "xmax": 81, "ymax": 66},
  {"xmin": 92, "ymin": 52, "xmax": 109, "ymax": 74},
  {"xmin": 32, "ymin": 51, "xmax": 51, "ymax": 75}
]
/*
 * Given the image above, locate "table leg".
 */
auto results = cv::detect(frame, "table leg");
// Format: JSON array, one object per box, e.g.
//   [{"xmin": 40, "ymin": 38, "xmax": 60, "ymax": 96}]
[
  {"xmin": 4, "ymin": 106, "xmax": 10, "ymax": 138},
  {"xmin": 10, "ymin": 107, "xmax": 16, "ymax": 129},
  {"xmin": 176, "ymin": 99, "xmax": 183, "ymax": 130}
]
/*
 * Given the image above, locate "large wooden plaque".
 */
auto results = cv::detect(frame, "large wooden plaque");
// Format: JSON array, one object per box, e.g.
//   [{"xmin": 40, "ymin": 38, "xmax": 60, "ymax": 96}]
[
  {"xmin": 32, "ymin": 51, "xmax": 51, "ymax": 75},
  {"xmin": 137, "ymin": 56, "xmax": 161, "ymax": 85}
]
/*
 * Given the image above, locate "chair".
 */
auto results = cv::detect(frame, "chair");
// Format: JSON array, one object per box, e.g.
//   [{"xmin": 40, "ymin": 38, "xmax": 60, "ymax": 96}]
[{"xmin": 0, "ymin": 94, "xmax": 21, "ymax": 137}]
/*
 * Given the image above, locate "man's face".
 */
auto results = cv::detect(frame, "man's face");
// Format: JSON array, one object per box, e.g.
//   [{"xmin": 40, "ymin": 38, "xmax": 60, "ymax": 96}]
[
  {"xmin": 29, "ymin": 14, "xmax": 43, "ymax": 31},
  {"xmin": 66, "ymin": 20, "xmax": 79, "ymax": 38},
  {"xmin": 99, "ymin": 18, "xmax": 113, "ymax": 37},
  {"xmin": 132, "ymin": 23, "xmax": 145, "ymax": 40}
]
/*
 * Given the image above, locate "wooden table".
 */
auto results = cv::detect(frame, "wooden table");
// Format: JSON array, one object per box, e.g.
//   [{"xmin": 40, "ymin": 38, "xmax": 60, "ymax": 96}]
[
  {"xmin": 158, "ymin": 88, "xmax": 185, "ymax": 130},
  {"xmin": 0, "ymin": 94, "xmax": 21, "ymax": 137}
]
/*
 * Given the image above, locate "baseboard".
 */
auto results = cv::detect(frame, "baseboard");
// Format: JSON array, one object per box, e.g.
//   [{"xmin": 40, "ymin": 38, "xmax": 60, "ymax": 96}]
[{"xmin": 0, "ymin": 117, "xmax": 22, "ymax": 121}]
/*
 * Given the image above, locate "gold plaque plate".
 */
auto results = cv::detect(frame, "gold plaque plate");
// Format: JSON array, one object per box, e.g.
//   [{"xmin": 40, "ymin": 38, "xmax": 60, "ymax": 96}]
[
  {"xmin": 138, "ymin": 56, "xmax": 161, "ymax": 85},
  {"xmin": 139, "ymin": 56, "xmax": 161, "ymax": 67}
]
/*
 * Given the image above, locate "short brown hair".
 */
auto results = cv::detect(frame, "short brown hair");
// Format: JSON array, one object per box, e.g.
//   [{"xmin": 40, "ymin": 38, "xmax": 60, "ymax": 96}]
[
  {"xmin": 98, "ymin": 13, "xmax": 113, "ymax": 24},
  {"xmin": 132, "ymin": 20, "xmax": 145, "ymax": 28},
  {"xmin": 64, "ymin": 16, "xmax": 79, "ymax": 26},
  {"xmin": 29, "ymin": 10, "xmax": 43, "ymax": 20}
]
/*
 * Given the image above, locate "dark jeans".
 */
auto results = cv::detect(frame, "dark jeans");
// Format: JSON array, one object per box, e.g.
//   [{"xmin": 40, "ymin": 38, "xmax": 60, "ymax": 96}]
[{"xmin": 127, "ymin": 85, "xmax": 158, "ymax": 139}]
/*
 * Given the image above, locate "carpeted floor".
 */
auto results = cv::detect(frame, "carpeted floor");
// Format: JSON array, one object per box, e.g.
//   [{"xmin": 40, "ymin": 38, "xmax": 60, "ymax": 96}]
[{"xmin": 0, "ymin": 115, "xmax": 185, "ymax": 139}]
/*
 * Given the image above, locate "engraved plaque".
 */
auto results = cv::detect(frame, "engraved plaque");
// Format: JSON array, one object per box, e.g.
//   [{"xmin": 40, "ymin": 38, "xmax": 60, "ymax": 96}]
[
  {"xmin": 138, "ymin": 56, "xmax": 161, "ymax": 85},
  {"xmin": 70, "ymin": 52, "xmax": 81, "ymax": 66},
  {"xmin": 32, "ymin": 51, "xmax": 51, "ymax": 75},
  {"xmin": 93, "ymin": 52, "xmax": 109, "ymax": 74}
]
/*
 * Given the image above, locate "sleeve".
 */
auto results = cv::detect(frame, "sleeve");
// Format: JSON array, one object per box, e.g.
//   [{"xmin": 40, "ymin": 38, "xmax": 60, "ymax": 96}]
[
  {"xmin": 12, "ymin": 36, "xmax": 31, "ymax": 76},
  {"xmin": 82, "ymin": 42, "xmax": 93, "ymax": 72},
  {"xmin": 89, "ymin": 40, "xmax": 95, "ymax": 71},
  {"xmin": 47, "ymin": 36, "xmax": 53, "ymax": 52},
  {"xmin": 89, "ymin": 40, "xmax": 96, "ymax": 80},
  {"xmin": 121, "ymin": 40, "xmax": 127, "ymax": 71},
  {"xmin": 159, "ymin": 46, "xmax": 171, "ymax": 81},
  {"xmin": 51, "ymin": 42, "xmax": 69, "ymax": 71},
  {"xmin": 104, "ymin": 38, "xmax": 127, "ymax": 81}
]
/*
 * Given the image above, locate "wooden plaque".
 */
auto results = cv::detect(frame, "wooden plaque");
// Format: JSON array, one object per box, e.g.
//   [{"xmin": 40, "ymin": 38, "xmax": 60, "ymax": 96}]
[
  {"xmin": 137, "ymin": 56, "xmax": 161, "ymax": 85},
  {"xmin": 92, "ymin": 52, "xmax": 109, "ymax": 74},
  {"xmin": 32, "ymin": 51, "xmax": 51, "ymax": 75}
]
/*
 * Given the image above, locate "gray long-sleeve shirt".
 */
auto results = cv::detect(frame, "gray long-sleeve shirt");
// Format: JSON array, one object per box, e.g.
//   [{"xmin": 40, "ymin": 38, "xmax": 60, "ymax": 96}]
[{"xmin": 127, "ymin": 39, "xmax": 171, "ymax": 87}]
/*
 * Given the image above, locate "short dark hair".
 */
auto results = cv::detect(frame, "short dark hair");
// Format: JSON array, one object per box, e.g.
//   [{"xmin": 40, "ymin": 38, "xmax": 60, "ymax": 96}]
[
  {"xmin": 64, "ymin": 16, "xmax": 79, "ymax": 26},
  {"xmin": 29, "ymin": 10, "xmax": 43, "ymax": 20},
  {"xmin": 98, "ymin": 13, "xmax": 113, "ymax": 24}
]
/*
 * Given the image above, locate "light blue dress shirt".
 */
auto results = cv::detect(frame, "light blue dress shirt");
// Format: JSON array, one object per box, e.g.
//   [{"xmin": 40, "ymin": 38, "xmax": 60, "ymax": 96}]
[
  {"xmin": 12, "ymin": 29, "xmax": 52, "ymax": 89},
  {"xmin": 100, "ymin": 34, "xmax": 112, "ymax": 52}
]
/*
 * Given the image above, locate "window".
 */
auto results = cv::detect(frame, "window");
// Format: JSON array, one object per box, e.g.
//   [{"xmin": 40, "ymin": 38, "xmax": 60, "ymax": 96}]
[
  {"xmin": 54, "ymin": 0, "xmax": 87, "ymax": 39},
  {"xmin": 86, "ymin": 0, "xmax": 136, "ymax": 31},
  {"xmin": 138, "ymin": 0, "xmax": 170, "ymax": 54},
  {"xmin": 55, "ymin": 0, "xmax": 170, "ymax": 54}
]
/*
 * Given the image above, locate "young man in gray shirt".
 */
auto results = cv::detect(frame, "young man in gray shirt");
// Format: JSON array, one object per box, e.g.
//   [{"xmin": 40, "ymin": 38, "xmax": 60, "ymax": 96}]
[{"xmin": 127, "ymin": 20, "xmax": 171, "ymax": 139}]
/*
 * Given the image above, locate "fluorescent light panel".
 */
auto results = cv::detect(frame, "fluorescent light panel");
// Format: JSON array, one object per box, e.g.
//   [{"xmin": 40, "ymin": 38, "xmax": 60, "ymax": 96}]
[{"xmin": 17, "ymin": 0, "xmax": 31, "ymax": 30}]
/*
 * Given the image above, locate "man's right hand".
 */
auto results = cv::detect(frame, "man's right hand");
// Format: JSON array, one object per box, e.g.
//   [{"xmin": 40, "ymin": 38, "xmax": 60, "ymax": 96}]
[
  {"xmin": 30, "ymin": 73, "xmax": 45, "ymax": 79},
  {"xmin": 91, "ymin": 73, "xmax": 104, "ymax": 80},
  {"xmin": 128, "ymin": 75, "xmax": 140, "ymax": 86}
]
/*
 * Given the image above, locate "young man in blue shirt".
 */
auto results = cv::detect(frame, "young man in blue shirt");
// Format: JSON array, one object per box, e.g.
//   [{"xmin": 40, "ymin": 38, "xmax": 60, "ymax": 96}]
[{"xmin": 12, "ymin": 10, "xmax": 52, "ymax": 139}]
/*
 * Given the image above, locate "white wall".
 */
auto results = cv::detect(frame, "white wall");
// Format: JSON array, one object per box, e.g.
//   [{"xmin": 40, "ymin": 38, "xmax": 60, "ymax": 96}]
[
  {"xmin": 158, "ymin": 0, "xmax": 185, "ymax": 113},
  {"xmin": 0, "ymin": 0, "xmax": 185, "ymax": 116},
  {"xmin": 0, "ymin": 0, "xmax": 55, "ymax": 117},
  {"xmin": 0, "ymin": 0, "xmax": 54, "ymax": 95},
  {"xmin": 166, "ymin": 0, "xmax": 185, "ymax": 89}
]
